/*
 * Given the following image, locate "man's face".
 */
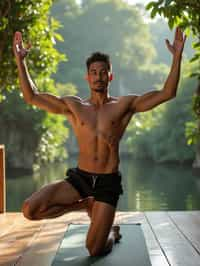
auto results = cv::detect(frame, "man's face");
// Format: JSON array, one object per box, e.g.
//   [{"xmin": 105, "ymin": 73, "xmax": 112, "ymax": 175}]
[{"xmin": 87, "ymin": 61, "xmax": 112, "ymax": 93}]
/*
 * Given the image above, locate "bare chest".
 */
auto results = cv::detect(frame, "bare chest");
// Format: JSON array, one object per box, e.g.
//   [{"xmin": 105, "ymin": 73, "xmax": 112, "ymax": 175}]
[
  {"xmin": 69, "ymin": 102, "xmax": 131, "ymax": 144},
  {"xmin": 76, "ymin": 104, "xmax": 121, "ymax": 133}
]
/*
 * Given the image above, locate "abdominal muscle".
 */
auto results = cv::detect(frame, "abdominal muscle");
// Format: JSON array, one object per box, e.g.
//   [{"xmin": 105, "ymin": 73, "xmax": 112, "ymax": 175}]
[{"xmin": 77, "ymin": 135, "xmax": 120, "ymax": 174}]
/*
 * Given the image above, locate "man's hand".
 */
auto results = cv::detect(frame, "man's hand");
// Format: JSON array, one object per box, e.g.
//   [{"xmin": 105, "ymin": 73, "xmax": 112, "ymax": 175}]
[
  {"xmin": 13, "ymin": 31, "xmax": 31, "ymax": 61},
  {"xmin": 165, "ymin": 27, "xmax": 186, "ymax": 57}
]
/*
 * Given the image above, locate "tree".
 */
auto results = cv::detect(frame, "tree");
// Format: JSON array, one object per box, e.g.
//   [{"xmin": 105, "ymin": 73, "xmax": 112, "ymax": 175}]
[
  {"xmin": 51, "ymin": 0, "xmax": 166, "ymax": 97},
  {"xmin": 0, "ymin": 1, "xmax": 70, "ymax": 169},
  {"xmin": 146, "ymin": 0, "xmax": 200, "ymax": 167}
]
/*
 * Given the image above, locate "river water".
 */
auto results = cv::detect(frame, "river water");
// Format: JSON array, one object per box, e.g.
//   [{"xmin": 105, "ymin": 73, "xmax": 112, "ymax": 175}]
[{"xmin": 6, "ymin": 155, "xmax": 200, "ymax": 212}]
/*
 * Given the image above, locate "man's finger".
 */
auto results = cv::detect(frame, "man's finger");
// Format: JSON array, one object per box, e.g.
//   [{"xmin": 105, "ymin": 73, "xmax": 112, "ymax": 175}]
[
  {"xmin": 165, "ymin": 39, "xmax": 174, "ymax": 54},
  {"xmin": 15, "ymin": 44, "xmax": 20, "ymax": 53},
  {"xmin": 17, "ymin": 33, "xmax": 24, "ymax": 49},
  {"xmin": 175, "ymin": 27, "xmax": 179, "ymax": 39},
  {"xmin": 165, "ymin": 39, "xmax": 171, "ymax": 48},
  {"xmin": 178, "ymin": 27, "xmax": 184, "ymax": 41}
]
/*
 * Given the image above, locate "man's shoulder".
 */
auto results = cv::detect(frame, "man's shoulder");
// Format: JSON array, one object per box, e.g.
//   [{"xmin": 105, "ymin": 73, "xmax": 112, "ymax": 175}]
[
  {"xmin": 62, "ymin": 95, "xmax": 83, "ymax": 104},
  {"xmin": 118, "ymin": 94, "xmax": 138, "ymax": 104}
]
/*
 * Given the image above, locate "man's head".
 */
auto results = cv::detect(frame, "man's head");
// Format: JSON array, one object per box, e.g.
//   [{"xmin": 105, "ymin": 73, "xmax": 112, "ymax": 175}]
[{"xmin": 85, "ymin": 52, "xmax": 113, "ymax": 93}]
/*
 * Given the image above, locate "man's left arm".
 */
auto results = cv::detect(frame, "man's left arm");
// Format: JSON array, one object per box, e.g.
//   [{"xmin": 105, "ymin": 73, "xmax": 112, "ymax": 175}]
[{"xmin": 129, "ymin": 27, "xmax": 186, "ymax": 113}]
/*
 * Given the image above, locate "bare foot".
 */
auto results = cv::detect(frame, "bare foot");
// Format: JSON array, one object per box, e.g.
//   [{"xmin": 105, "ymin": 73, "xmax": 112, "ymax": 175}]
[{"xmin": 112, "ymin": 225, "xmax": 122, "ymax": 243}]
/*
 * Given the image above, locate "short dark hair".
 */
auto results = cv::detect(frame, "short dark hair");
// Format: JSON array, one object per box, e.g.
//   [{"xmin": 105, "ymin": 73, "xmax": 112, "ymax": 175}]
[{"xmin": 86, "ymin": 52, "xmax": 111, "ymax": 71}]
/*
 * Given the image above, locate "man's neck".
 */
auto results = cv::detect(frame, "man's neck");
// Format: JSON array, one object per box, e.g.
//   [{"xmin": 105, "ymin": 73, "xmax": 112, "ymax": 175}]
[{"xmin": 89, "ymin": 90, "xmax": 111, "ymax": 107}]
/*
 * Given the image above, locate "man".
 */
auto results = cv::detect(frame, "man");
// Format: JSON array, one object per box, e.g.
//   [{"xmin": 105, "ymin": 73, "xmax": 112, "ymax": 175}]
[{"xmin": 13, "ymin": 28, "xmax": 186, "ymax": 256}]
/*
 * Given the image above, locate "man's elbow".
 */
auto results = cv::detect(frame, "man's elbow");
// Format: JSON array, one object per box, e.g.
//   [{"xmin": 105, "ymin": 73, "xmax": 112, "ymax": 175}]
[
  {"xmin": 164, "ymin": 91, "xmax": 177, "ymax": 101},
  {"xmin": 24, "ymin": 93, "xmax": 37, "ymax": 105},
  {"xmin": 168, "ymin": 92, "xmax": 176, "ymax": 100}
]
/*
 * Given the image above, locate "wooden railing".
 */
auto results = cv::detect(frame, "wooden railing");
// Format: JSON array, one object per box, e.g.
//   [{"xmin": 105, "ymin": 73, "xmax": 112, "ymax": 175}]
[{"xmin": 0, "ymin": 145, "xmax": 6, "ymax": 213}]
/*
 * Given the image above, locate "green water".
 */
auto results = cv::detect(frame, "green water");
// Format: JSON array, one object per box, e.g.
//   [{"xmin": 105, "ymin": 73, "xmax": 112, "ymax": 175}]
[{"xmin": 6, "ymin": 156, "xmax": 200, "ymax": 212}]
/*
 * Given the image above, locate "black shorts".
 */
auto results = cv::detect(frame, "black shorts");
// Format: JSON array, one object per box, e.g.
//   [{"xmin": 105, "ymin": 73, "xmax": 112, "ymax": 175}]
[{"xmin": 65, "ymin": 167, "xmax": 123, "ymax": 208}]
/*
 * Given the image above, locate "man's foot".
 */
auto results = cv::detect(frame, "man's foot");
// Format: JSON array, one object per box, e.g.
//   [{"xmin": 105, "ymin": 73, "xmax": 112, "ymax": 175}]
[{"xmin": 111, "ymin": 225, "xmax": 122, "ymax": 243}]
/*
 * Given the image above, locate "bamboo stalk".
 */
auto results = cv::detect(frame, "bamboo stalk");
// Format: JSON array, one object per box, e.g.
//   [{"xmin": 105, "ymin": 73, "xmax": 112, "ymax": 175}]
[{"xmin": 0, "ymin": 145, "xmax": 6, "ymax": 213}]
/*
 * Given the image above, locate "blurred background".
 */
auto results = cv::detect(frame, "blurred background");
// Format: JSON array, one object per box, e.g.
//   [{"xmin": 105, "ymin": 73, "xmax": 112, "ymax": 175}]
[{"xmin": 0, "ymin": 0, "xmax": 199, "ymax": 211}]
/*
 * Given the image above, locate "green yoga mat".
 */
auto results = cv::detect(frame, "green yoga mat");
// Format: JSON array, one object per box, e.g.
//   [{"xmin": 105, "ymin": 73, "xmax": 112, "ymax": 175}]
[{"xmin": 52, "ymin": 224, "xmax": 152, "ymax": 266}]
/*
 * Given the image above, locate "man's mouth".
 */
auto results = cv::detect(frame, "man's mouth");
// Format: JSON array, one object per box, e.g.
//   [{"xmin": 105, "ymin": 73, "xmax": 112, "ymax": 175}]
[{"xmin": 95, "ymin": 81, "xmax": 104, "ymax": 84}]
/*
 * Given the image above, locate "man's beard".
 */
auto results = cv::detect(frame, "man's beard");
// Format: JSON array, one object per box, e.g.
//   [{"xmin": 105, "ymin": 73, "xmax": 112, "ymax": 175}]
[
  {"xmin": 93, "ymin": 82, "xmax": 107, "ymax": 92},
  {"xmin": 94, "ymin": 87, "xmax": 106, "ymax": 93}
]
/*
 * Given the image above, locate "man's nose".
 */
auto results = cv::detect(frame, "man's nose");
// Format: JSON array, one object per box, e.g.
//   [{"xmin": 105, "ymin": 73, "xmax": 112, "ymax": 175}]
[{"xmin": 97, "ymin": 73, "xmax": 103, "ymax": 80}]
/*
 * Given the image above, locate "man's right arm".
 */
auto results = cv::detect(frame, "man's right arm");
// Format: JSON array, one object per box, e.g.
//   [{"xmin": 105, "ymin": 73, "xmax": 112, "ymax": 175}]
[
  {"xmin": 13, "ymin": 31, "xmax": 75, "ymax": 115},
  {"xmin": 16, "ymin": 59, "xmax": 71, "ymax": 114}
]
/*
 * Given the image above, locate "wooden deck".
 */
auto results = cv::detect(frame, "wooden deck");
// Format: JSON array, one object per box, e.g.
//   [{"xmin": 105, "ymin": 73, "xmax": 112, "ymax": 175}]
[{"xmin": 0, "ymin": 211, "xmax": 200, "ymax": 266}]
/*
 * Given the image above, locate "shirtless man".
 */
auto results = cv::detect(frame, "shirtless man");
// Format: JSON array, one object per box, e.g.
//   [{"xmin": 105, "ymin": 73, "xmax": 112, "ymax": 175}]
[{"xmin": 13, "ymin": 28, "xmax": 186, "ymax": 256}]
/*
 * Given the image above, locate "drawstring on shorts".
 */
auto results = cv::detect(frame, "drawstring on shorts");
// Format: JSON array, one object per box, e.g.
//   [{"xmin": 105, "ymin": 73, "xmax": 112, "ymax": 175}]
[{"xmin": 92, "ymin": 175, "xmax": 98, "ymax": 188}]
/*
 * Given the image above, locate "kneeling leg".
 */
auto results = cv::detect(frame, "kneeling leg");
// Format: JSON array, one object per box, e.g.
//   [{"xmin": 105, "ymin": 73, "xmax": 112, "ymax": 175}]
[{"xmin": 86, "ymin": 201, "xmax": 118, "ymax": 256}]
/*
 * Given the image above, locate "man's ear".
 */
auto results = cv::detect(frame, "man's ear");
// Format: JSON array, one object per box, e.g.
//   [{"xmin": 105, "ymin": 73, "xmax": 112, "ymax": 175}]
[{"xmin": 109, "ymin": 73, "xmax": 114, "ymax": 81}]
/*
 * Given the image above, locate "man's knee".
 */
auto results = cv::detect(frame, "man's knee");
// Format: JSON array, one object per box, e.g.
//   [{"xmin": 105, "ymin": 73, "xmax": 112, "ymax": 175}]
[
  {"xmin": 86, "ymin": 235, "xmax": 109, "ymax": 256},
  {"xmin": 86, "ymin": 240, "xmax": 103, "ymax": 256},
  {"xmin": 22, "ymin": 200, "xmax": 34, "ymax": 220},
  {"xmin": 21, "ymin": 199, "xmax": 45, "ymax": 220}
]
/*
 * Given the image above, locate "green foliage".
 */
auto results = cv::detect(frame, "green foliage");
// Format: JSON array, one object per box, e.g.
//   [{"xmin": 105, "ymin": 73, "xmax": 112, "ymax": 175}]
[
  {"xmin": 185, "ymin": 93, "xmax": 200, "ymax": 146},
  {"xmin": 125, "ymin": 108, "xmax": 163, "ymax": 159},
  {"xmin": 193, "ymin": 95, "xmax": 200, "ymax": 116},
  {"xmin": 0, "ymin": 0, "xmax": 73, "ymax": 168},
  {"xmin": 55, "ymin": 82, "xmax": 78, "ymax": 97},
  {"xmin": 125, "ymin": 63, "xmax": 197, "ymax": 162},
  {"xmin": 145, "ymin": 0, "xmax": 200, "ymax": 78},
  {"xmin": 146, "ymin": 0, "xmax": 200, "ymax": 162},
  {"xmin": 0, "ymin": 0, "xmax": 65, "ymax": 93},
  {"xmin": 185, "ymin": 120, "xmax": 200, "ymax": 145},
  {"xmin": 34, "ymin": 113, "xmax": 69, "ymax": 167}
]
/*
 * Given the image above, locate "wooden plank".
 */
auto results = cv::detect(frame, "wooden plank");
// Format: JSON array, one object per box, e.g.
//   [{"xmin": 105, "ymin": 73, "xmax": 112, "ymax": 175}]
[
  {"xmin": 0, "ymin": 212, "xmax": 169, "ymax": 266},
  {"xmin": 0, "ymin": 212, "xmax": 90, "ymax": 266},
  {"xmin": 17, "ymin": 215, "xmax": 71, "ymax": 266},
  {"xmin": 116, "ymin": 212, "xmax": 169, "ymax": 266},
  {"xmin": 146, "ymin": 211, "xmax": 200, "ymax": 266},
  {"xmin": 0, "ymin": 145, "xmax": 6, "ymax": 213},
  {"xmin": 0, "ymin": 213, "xmax": 44, "ymax": 265},
  {"xmin": 0, "ymin": 212, "xmax": 26, "ymax": 238},
  {"xmin": 2, "ymin": 211, "xmax": 200, "ymax": 266},
  {"xmin": 168, "ymin": 211, "xmax": 200, "ymax": 255}
]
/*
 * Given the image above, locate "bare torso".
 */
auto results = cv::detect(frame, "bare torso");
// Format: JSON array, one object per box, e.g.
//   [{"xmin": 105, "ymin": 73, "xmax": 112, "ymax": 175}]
[{"xmin": 64, "ymin": 96, "xmax": 134, "ymax": 173}]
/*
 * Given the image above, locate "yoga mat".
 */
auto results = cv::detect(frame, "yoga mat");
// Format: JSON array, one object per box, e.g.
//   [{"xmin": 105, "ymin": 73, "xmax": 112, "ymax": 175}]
[{"xmin": 52, "ymin": 224, "xmax": 152, "ymax": 266}]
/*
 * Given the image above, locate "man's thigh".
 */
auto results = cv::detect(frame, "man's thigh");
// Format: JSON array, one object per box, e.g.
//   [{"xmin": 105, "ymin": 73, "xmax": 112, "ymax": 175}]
[
  {"xmin": 86, "ymin": 201, "xmax": 116, "ymax": 252},
  {"xmin": 25, "ymin": 180, "xmax": 83, "ymax": 208}
]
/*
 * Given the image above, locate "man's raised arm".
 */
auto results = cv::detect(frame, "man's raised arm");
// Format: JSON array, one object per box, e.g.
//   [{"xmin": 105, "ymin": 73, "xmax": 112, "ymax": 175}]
[
  {"xmin": 13, "ymin": 31, "xmax": 74, "ymax": 115},
  {"xmin": 129, "ymin": 27, "xmax": 186, "ymax": 113}
]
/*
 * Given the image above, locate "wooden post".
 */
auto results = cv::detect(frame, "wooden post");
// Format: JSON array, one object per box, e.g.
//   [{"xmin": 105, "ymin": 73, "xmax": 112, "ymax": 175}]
[{"xmin": 0, "ymin": 145, "xmax": 6, "ymax": 213}]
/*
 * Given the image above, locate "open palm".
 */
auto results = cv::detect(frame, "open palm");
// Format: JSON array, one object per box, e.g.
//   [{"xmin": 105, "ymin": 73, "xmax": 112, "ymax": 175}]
[
  {"xmin": 13, "ymin": 31, "xmax": 31, "ymax": 60},
  {"xmin": 165, "ymin": 27, "xmax": 186, "ymax": 56}
]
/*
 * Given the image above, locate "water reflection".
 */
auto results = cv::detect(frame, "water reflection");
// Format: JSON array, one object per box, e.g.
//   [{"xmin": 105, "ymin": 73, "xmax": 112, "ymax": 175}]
[
  {"xmin": 118, "ymin": 158, "xmax": 200, "ymax": 211},
  {"xmin": 6, "ymin": 156, "xmax": 200, "ymax": 212}
]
